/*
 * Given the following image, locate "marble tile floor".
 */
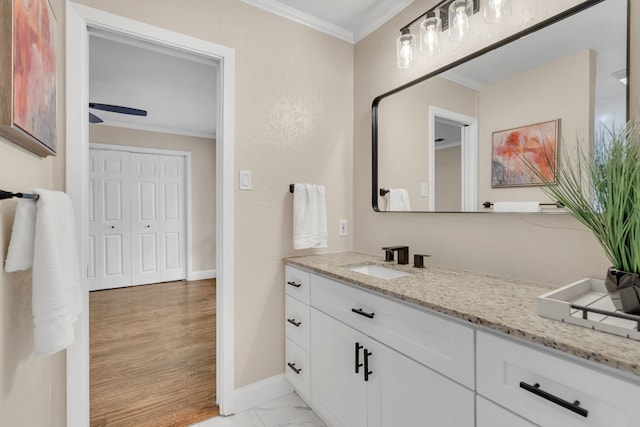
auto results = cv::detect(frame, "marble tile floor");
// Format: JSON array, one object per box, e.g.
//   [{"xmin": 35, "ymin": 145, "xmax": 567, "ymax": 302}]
[{"xmin": 192, "ymin": 392, "xmax": 326, "ymax": 427}]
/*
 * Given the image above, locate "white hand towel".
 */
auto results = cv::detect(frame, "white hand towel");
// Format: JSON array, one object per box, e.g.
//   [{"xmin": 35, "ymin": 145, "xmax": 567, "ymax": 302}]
[
  {"xmin": 493, "ymin": 201, "xmax": 541, "ymax": 213},
  {"xmin": 293, "ymin": 183, "xmax": 327, "ymax": 250},
  {"xmin": 387, "ymin": 188, "xmax": 411, "ymax": 211},
  {"xmin": 5, "ymin": 199, "xmax": 37, "ymax": 272},
  {"xmin": 6, "ymin": 189, "xmax": 82, "ymax": 356}
]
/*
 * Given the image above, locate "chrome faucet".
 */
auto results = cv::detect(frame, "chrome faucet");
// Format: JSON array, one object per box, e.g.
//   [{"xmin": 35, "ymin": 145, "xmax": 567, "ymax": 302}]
[{"xmin": 382, "ymin": 246, "xmax": 409, "ymax": 265}]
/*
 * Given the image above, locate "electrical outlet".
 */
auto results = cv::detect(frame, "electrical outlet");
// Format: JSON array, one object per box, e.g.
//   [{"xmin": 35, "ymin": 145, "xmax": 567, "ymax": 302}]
[{"xmin": 339, "ymin": 219, "xmax": 348, "ymax": 236}]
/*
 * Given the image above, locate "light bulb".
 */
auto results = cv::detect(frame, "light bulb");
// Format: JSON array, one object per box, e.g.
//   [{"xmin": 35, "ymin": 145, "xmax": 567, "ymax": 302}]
[
  {"xmin": 396, "ymin": 29, "xmax": 416, "ymax": 69},
  {"xmin": 449, "ymin": 0, "xmax": 473, "ymax": 42},
  {"xmin": 420, "ymin": 15, "xmax": 440, "ymax": 57}
]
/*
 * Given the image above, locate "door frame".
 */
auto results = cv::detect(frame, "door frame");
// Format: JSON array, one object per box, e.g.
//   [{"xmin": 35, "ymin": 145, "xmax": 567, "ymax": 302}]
[
  {"xmin": 66, "ymin": 3, "xmax": 236, "ymax": 425},
  {"xmin": 89, "ymin": 143, "xmax": 193, "ymax": 290},
  {"xmin": 428, "ymin": 106, "xmax": 478, "ymax": 211}
]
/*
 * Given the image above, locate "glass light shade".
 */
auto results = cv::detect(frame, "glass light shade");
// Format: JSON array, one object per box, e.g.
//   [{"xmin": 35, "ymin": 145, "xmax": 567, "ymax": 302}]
[
  {"xmin": 419, "ymin": 14, "xmax": 441, "ymax": 57},
  {"xmin": 396, "ymin": 29, "xmax": 416, "ymax": 69},
  {"xmin": 449, "ymin": 0, "xmax": 474, "ymax": 42},
  {"xmin": 484, "ymin": 0, "xmax": 512, "ymax": 23}
]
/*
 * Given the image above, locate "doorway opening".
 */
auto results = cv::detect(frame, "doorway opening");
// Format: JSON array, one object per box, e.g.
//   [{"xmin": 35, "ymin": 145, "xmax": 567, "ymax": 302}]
[
  {"xmin": 66, "ymin": 4, "xmax": 236, "ymax": 425},
  {"xmin": 428, "ymin": 106, "xmax": 478, "ymax": 211}
]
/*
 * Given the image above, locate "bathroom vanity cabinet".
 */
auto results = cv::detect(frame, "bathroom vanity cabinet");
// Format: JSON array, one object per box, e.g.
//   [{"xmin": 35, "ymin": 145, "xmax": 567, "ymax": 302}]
[{"xmin": 284, "ymin": 258, "xmax": 640, "ymax": 427}]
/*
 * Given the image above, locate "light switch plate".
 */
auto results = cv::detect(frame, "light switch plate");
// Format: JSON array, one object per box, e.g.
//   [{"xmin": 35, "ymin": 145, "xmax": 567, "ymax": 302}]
[
  {"xmin": 239, "ymin": 170, "xmax": 251, "ymax": 190},
  {"xmin": 420, "ymin": 182, "xmax": 428, "ymax": 197}
]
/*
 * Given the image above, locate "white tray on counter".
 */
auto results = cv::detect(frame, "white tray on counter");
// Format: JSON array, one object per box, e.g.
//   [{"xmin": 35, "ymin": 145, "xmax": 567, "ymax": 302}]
[{"xmin": 537, "ymin": 278, "xmax": 640, "ymax": 341}]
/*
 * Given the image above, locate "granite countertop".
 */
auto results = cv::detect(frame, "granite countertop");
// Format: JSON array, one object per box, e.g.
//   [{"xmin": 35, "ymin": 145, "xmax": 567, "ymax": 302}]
[{"xmin": 285, "ymin": 251, "xmax": 640, "ymax": 379}]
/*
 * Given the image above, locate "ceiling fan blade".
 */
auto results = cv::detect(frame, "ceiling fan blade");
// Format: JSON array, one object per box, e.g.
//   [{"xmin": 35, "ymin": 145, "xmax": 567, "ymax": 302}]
[
  {"xmin": 89, "ymin": 112, "xmax": 104, "ymax": 123},
  {"xmin": 89, "ymin": 103, "xmax": 147, "ymax": 116}
]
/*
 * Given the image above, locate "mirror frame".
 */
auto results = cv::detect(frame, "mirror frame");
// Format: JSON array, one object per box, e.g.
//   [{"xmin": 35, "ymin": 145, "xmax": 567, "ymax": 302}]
[{"xmin": 372, "ymin": 0, "xmax": 629, "ymax": 213}]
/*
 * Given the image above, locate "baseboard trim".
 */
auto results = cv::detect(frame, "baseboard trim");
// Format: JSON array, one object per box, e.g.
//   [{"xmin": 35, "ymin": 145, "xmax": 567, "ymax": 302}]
[
  {"xmin": 232, "ymin": 373, "xmax": 293, "ymax": 414},
  {"xmin": 187, "ymin": 269, "xmax": 216, "ymax": 281}
]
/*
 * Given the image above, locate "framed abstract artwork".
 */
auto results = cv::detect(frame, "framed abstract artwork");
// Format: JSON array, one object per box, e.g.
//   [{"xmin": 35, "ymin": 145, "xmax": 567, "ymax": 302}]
[
  {"xmin": 491, "ymin": 119, "xmax": 559, "ymax": 188},
  {"xmin": 0, "ymin": 0, "xmax": 57, "ymax": 157}
]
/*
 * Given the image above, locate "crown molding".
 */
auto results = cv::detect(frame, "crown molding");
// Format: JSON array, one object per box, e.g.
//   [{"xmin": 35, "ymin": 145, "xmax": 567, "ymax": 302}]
[{"xmin": 241, "ymin": 0, "xmax": 355, "ymax": 43}]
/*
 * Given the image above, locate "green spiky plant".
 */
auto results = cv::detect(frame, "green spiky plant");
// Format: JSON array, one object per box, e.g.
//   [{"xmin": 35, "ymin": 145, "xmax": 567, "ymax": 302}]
[{"xmin": 525, "ymin": 122, "xmax": 640, "ymax": 313}]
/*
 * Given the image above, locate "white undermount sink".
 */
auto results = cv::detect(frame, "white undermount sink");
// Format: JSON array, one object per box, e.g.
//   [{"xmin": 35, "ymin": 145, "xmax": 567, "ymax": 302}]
[{"xmin": 346, "ymin": 263, "xmax": 411, "ymax": 280}]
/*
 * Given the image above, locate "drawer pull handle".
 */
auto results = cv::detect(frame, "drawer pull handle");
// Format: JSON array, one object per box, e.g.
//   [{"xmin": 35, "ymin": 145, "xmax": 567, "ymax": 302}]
[
  {"xmin": 287, "ymin": 318, "xmax": 301, "ymax": 327},
  {"xmin": 287, "ymin": 362, "xmax": 301, "ymax": 374},
  {"xmin": 287, "ymin": 281, "xmax": 302, "ymax": 288},
  {"xmin": 351, "ymin": 308, "xmax": 375, "ymax": 319},
  {"xmin": 355, "ymin": 342, "xmax": 363, "ymax": 374},
  {"xmin": 364, "ymin": 348, "xmax": 373, "ymax": 381},
  {"xmin": 519, "ymin": 381, "xmax": 588, "ymax": 418}
]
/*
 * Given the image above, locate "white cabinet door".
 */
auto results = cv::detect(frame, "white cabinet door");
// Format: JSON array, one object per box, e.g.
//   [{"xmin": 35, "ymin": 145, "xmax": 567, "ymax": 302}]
[
  {"xmin": 367, "ymin": 339, "xmax": 475, "ymax": 427},
  {"xmin": 157, "ymin": 154, "xmax": 185, "ymax": 282},
  {"xmin": 311, "ymin": 308, "xmax": 368, "ymax": 427},
  {"xmin": 88, "ymin": 149, "xmax": 131, "ymax": 291}
]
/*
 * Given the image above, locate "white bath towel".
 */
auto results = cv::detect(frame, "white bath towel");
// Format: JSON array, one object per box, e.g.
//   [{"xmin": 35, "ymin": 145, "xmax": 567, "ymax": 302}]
[
  {"xmin": 5, "ymin": 199, "xmax": 37, "ymax": 272},
  {"xmin": 293, "ymin": 183, "xmax": 327, "ymax": 250},
  {"xmin": 493, "ymin": 201, "xmax": 541, "ymax": 213},
  {"xmin": 387, "ymin": 188, "xmax": 411, "ymax": 211},
  {"xmin": 5, "ymin": 189, "xmax": 82, "ymax": 356}
]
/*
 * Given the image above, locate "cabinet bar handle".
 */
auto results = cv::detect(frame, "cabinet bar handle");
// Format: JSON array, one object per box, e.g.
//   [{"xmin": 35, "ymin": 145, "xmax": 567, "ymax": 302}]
[
  {"xmin": 287, "ymin": 362, "xmax": 301, "ymax": 374},
  {"xmin": 287, "ymin": 318, "xmax": 301, "ymax": 327},
  {"xmin": 355, "ymin": 342, "xmax": 363, "ymax": 374},
  {"xmin": 287, "ymin": 281, "xmax": 302, "ymax": 288},
  {"xmin": 351, "ymin": 308, "xmax": 375, "ymax": 319},
  {"xmin": 364, "ymin": 348, "xmax": 373, "ymax": 381},
  {"xmin": 519, "ymin": 381, "xmax": 588, "ymax": 418}
]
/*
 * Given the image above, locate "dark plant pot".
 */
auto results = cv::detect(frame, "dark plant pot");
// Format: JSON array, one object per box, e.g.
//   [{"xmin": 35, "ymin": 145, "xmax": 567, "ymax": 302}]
[{"xmin": 604, "ymin": 268, "xmax": 640, "ymax": 314}]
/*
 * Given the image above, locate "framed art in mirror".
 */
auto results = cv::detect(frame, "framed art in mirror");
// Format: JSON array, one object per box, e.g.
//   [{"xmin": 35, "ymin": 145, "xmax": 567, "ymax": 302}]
[
  {"xmin": 491, "ymin": 119, "xmax": 559, "ymax": 188},
  {"xmin": 0, "ymin": 0, "xmax": 57, "ymax": 157}
]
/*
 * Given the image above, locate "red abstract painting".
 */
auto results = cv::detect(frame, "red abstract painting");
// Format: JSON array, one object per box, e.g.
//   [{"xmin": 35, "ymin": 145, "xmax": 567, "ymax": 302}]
[
  {"xmin": 491, "ymin": 120, "xmax": 559, "ymax": 187},
  {"xmin": 12, "ymin": 0, "xmax": 56, "ymax": 151}
]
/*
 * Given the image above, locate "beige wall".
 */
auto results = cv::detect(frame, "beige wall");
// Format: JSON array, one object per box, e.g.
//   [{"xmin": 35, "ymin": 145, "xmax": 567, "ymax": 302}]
[
  {"xmin": 354, "ymin": 0, "xmax": 634, "ymax": 286},
  {"xmin": 0, "ymin": 0, "xmax": 66, "ymax": 425},
  {"xmin": 377, "ymin": 76, "xmax": 477, "ymax": 211},
  {"xmin": 89, "ymin": 125, "xmax": 216, "ymax": 272},
  {"xmin": 478, "ymin": 49, "xmax": 594, "ymax": 205}
]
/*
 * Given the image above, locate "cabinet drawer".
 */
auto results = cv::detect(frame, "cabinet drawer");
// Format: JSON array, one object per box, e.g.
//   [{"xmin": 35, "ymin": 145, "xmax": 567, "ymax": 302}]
[
  {"xmin": 311, "ymin": 273, "xmax": 475, "ymax": 388},
  {"xmin": 285, "ymin": 266, "xmax": 310, "ymax": 304},
  {"xmin": 476, "ymin": 396, "xmax": 536, "ymax": 427},
  {"xmin": 477, "ymin": 331, "xmax": 640, "ymax": 427},
  {"xmin": 285, "ymin": 338, "xmax": 310, "ymax": 402},
  {"xmin": 285, "ymin": 295, "xmax": 310, "ymax": 351}
]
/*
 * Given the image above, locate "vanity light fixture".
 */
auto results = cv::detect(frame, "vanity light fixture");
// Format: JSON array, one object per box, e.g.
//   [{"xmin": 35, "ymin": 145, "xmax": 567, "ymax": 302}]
[
  {"xmin": 395, "ymin": 0, "xmax": 512, "ymax": 69},
  {"xmin": 396, "ymin": 27, "xmax": 417, "ymax": 69},
  {"xmin": 483, "ymin": 0, "xmax": 512, "ymax": 23}
]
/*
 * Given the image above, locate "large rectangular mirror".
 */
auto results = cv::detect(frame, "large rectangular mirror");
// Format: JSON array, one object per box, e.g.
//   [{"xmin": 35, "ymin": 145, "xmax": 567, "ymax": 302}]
[{"xmin": 373, "ymin": 0, "xmax": 628, "ymax": 213}]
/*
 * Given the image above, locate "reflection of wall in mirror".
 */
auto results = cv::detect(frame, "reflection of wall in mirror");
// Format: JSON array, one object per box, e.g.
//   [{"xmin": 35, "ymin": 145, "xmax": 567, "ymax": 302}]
[
  {"xmin": 378, "ymin": 76, "xmax": 477, "ymax": 211},
  {"xmin": 478, "ymin": 49, "xmax": 594, "ymax": 208},
  {"xmin": 435, "ymin": 145, "xmax": 462, "ymax": 211}
]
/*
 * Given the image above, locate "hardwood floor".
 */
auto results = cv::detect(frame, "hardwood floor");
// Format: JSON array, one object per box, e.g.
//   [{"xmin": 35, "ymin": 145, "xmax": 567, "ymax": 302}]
[{"xmin": 90, "ymin": 279, "xmax": 218, "ymax": 427}]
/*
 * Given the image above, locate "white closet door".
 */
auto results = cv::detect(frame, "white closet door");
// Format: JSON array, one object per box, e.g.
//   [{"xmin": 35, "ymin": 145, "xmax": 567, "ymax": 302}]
[
  {"xmin": 88, "ymin": 149, "xmax": 132, "ymax": 291},
  {"xmin": 131, "ymin": 152, "xmax": 186, "ymax": 285},
  {"xmin": 158, "ymin": 154, "xmax": 186, "ymax": 282},
  {"xmin": 131, "ymin": 153, "xmax": 163, "ymax": 285}
]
